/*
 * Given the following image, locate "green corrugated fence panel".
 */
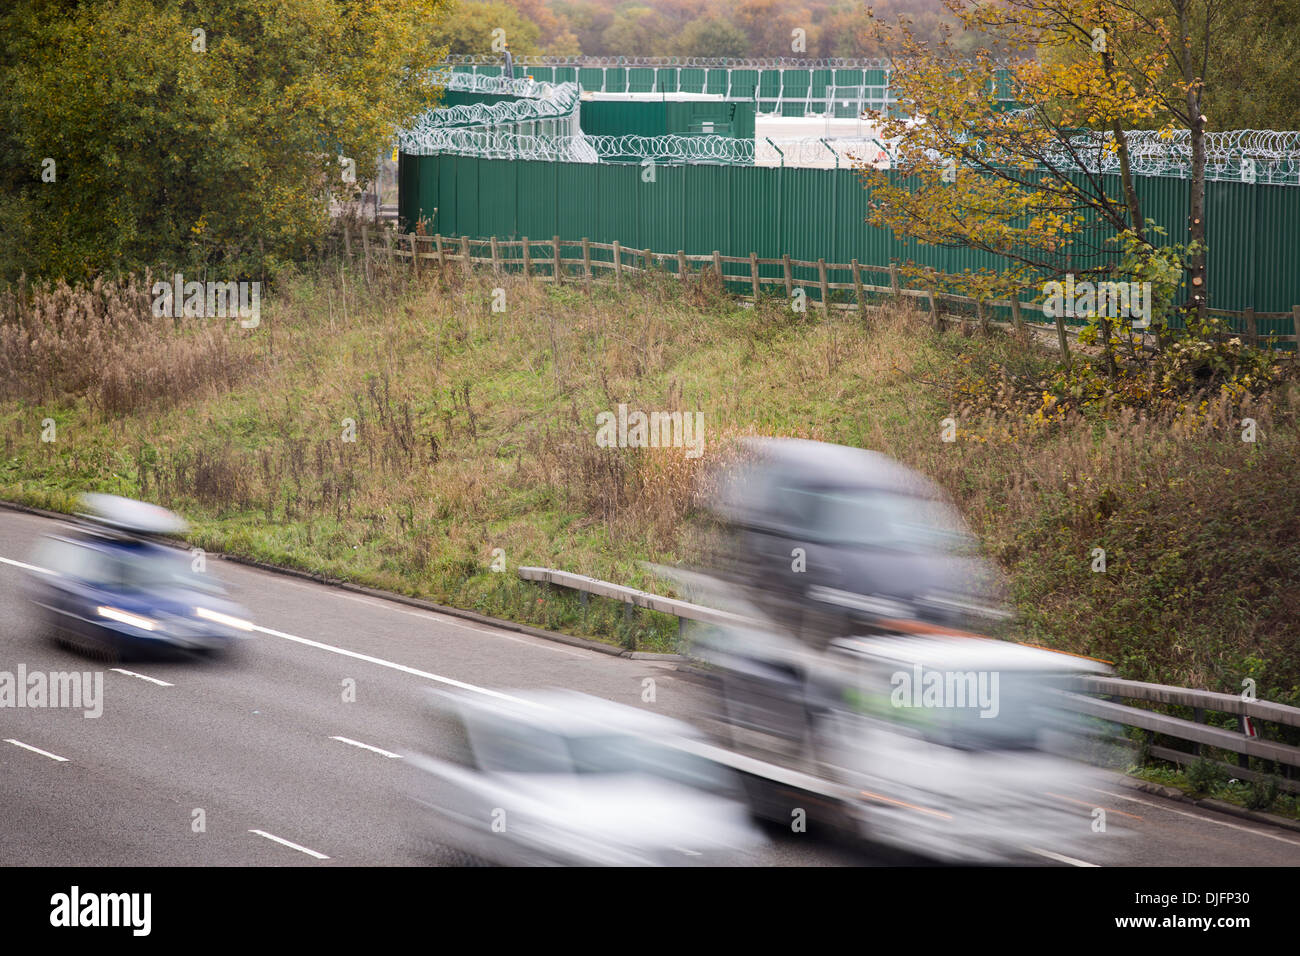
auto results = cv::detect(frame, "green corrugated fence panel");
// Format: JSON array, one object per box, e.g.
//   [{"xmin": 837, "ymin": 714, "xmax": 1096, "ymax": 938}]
[
  {"xmin": 401, "ymin": 154, "xmax": 1300, "ymax": 321},
  {"xmin": 679, "ymin": 68, "xmax": 707, "ymax": 93},
  {"xmin": 627, "ymin": 68, "xmax": 656, "ymax": 92}
]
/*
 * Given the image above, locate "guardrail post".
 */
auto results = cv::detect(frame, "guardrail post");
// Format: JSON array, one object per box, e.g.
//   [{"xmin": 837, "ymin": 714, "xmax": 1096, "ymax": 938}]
[
  {"xmin": 750, "ymin": 252, "xmax": 760, "ymax": 302},
  {"xmin": 522, "ymin": 236, "xmax": 531, "ymax": 280},
  {"xmin": 553, "ymin": 236, "xmax": 563, "ymax": 283}
]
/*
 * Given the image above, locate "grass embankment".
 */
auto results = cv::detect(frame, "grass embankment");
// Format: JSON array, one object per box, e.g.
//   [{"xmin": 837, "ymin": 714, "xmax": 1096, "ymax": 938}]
[{"xmin": 2, "ymin": 261, "xmax": 1297, "ymax": 705}]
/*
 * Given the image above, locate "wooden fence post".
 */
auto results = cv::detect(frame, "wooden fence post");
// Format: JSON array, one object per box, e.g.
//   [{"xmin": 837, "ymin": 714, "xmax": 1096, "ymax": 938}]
[
  {"xmin": 976, "ymin": 297, "xmax": 988, "ymax": 334},
  {"xmin": 1010, "ymin": 294, "xmax": 1024, "ymax": 336},
  {"xmin": 1056, "ymin": 314, "xmax": 1072, "ymax": 367},
  {"xmin": 613, "ymin": 241, "xmax": 622, "ymax": 289},
  {"xmin": 851, "ymin": 259, "xmax": 865, "ymax": 314},
  {"xmin": 677, "ymin": 250, "xmax": 687, "ymax": 281},
  {"xmin": 929, "ymin": 286, "xmax": 941, "ymax": 331},
  {"xmin": 583, "ymin": 237, "xmax": 592, "ymax": 281},
  {"xmin": 490, "ymin": 236, "xmax": 501, "ymax": 274},
  {"xmin": 817, "ymin": 259, "xmax": 829, "ymax": 311},
  {"xmin": 343, "ymin": 222, "xmax": 352, "ymax": 260},
  {"xmin": 459, "ymin": 235, "xmax": 471, "ymax": 273},
  {"xmin": 782, "ymin": 254, "xmax": 793, "ymax": 298},
  {"xmin": 410, "ymin": 233, "xmax": 419, "ymax": 278},
  {"xmin": 712, "ymin": 250, "xmax": 722, "ymax": 280},
  {"xmin": 749, "ymin": 252, "xmax": 760, "ymax": 303},
  {"xmin": 522, "ymin": 237, "xmax": 531, "ymax": 281},
  {"xmin": 1293, "ymin": 306, "xmax": 1300, "ymax": 348},
  {"xmin": 384, "ymin": 229, "xmax": 394, "ymax": 270},
  {"xmin": 553, "ymin": 236, "xmax": 563, "ymax": 283},
  {"xmin": 1245, "ymin": 307, "xmax": 1257, "ymax": 347},
  {"xmin": 434, "ymin": 234, "xmax": 445, "ymax": 274},
  {"xmin": 889, "ymin": 261, "xmax": 900, "ymax": 296}
]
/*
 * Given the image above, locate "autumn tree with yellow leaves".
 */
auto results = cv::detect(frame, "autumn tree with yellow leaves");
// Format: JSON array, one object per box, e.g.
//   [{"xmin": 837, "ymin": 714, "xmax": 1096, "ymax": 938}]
[{"xmin": 861, "ymin": 0, "xmax": 1227, "ymax": 361}]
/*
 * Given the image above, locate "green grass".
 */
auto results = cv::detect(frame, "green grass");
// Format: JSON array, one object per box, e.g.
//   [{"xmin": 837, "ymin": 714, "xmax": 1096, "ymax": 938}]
[{"xmin": 2, "ymin": 258, "xmax": 1298, "ymax": 718}]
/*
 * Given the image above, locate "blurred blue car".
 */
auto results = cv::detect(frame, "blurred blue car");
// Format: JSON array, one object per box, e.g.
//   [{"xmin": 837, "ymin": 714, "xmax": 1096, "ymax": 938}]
[{"xmin": 25, "ymin": 494, "xmax": 253, "ymax": 661}]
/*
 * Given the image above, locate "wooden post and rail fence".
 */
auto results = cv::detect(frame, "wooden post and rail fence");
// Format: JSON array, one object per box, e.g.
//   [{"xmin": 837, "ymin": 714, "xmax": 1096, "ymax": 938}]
[{"xmin": 337, "ymin": 223, "xmax": 1300, "ymax": 357}]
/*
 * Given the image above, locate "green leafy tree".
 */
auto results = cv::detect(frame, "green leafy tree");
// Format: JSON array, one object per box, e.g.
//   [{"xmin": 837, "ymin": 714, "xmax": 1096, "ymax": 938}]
[
  {"xmin": 429, "ymin": 0, "xmax": 543, "ymax": 56},
  {"xmin": 0, "ymin": 0, "xmax": 448, "ymax": 283},
  {"xmin": 672, "ymin": 17, "xmax": 749, "ymax": 58}
]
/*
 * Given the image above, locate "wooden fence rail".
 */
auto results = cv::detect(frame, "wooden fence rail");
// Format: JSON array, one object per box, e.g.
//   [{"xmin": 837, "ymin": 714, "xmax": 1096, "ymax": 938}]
[{"xmin": 337, "ymin": 224, "xmax": 1300, "ymax": 352}]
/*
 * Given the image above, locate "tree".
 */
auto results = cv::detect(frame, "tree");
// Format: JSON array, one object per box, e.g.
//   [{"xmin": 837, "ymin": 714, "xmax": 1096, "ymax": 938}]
[
  {"xmin": 430, "ymin": 0, "xmax": 543, "ymax": 56},
  {"xmin": 0, "ymin": 0, "xmax": 449, "ymax": 284},
  {"xmin": 600, "ymin": 8, "xmax": 676, "ymax": 57},
  {"xmin": 673, "ymin": 17, "xmax": 750, "ymax": 58},
  {"xmin": 860, "ymin": 0, "xmax": 1230, "ymax": 367}
]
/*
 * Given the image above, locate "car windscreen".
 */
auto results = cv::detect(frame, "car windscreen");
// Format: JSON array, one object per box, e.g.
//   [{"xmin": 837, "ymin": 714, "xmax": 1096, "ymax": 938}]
[
  {"xmin": 786, "ymin": 487, "xmax": 977, "ymax": 554},
  {"xmin": 566, "ymin": 735, "xmax": 738, "ymax": 794},
  {"xmin": 106, "ymin": 544, "xmax": 224, "ymax": 595}
]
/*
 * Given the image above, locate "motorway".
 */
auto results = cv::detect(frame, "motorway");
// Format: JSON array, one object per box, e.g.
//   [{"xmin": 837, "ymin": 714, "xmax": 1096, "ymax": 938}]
[{"xmin": 1, "ymin": 508, "xmax": 1297, "ymax": 867}]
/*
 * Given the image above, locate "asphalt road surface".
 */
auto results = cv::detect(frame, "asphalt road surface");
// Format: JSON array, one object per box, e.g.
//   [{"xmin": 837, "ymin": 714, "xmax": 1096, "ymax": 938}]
[{"xmin": 1, "ymin": 508, "xmax": 1296, "ymax": 867}]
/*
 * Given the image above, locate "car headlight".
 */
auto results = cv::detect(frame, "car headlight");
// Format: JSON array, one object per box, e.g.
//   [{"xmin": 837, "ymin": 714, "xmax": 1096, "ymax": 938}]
[
  {"xmin": 195, "ymin": 607, "xmax": 254, "ymax": 631},
  {"xmin": 97, "ymin": 606, "xmax": 158, "ymax": 631}
]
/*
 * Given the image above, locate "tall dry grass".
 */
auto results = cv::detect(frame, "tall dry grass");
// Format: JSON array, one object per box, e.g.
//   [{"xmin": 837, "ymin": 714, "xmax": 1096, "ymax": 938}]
[{"xmin": 0, "ymin": 273, "xmax": 249, "ymax": 415}]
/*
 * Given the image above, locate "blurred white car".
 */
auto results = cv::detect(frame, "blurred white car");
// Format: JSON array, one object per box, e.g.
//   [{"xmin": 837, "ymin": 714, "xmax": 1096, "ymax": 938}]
[{"xmin": 409, "ymin": 690, "xmax": 766, "ymax": 866}]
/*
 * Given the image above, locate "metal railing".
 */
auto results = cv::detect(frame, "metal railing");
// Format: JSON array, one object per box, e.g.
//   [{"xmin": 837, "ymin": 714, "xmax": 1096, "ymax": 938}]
[{"xmin": 517, "ymin": 564, "xmax": 1300, "ymax": 791}]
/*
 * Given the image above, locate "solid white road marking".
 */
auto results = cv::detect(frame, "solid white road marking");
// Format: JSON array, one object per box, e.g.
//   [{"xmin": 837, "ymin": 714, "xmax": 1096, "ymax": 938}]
[
  {"xmin": 262, "ymin": 575, "xmax": 587, "ymax": 656},
  {"xmin": 111, "ymin": 668, "xmax": 174, "ymax": 687},
  {"xmin": 1024, "ymin": 846, "xmax": 1099, "ymax": 867},
  {"xmin": 1085, "ymin": 786, "xmax": 1300, "ymax": 848},
  {"xmin": 4, "ymin": 739, "xmax": 69, "ymax": 762},
  {"xmin": 249, "ymin": 622, "xmax": 531, "ymax": 705},
  {"xmin": 329, "ymin": 735, "xmax": 402, "ymax": 759},
  {"xmin": 0, "ymin": 554, "xmax": 51, "ymax": 574},
  {"xmin": 249, "ymin": 830, "xmax": 330, "ymax": 860}
]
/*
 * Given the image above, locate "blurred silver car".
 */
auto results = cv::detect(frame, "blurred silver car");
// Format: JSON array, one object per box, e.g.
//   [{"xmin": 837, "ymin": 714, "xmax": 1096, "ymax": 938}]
[{"xmin": 409, "ymin": 690, "xmax": 766, "ymax": 866}]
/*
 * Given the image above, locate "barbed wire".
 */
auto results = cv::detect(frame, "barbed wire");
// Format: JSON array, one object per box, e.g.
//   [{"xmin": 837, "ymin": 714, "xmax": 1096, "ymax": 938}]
[
  {"xmin": 442, "ymin": 55, "xmax": 1023, "ymax": 69},
  {"xmin": 400, "ymin": 128, "xmax": 887, "ymax": 167},
  {"xmin": 406, "ymin": 69, "xmax": 1300, "ymax": 182},
  {"xmin": 404, "ymin": 81, "xmax": 582, "ymax": 137}
]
